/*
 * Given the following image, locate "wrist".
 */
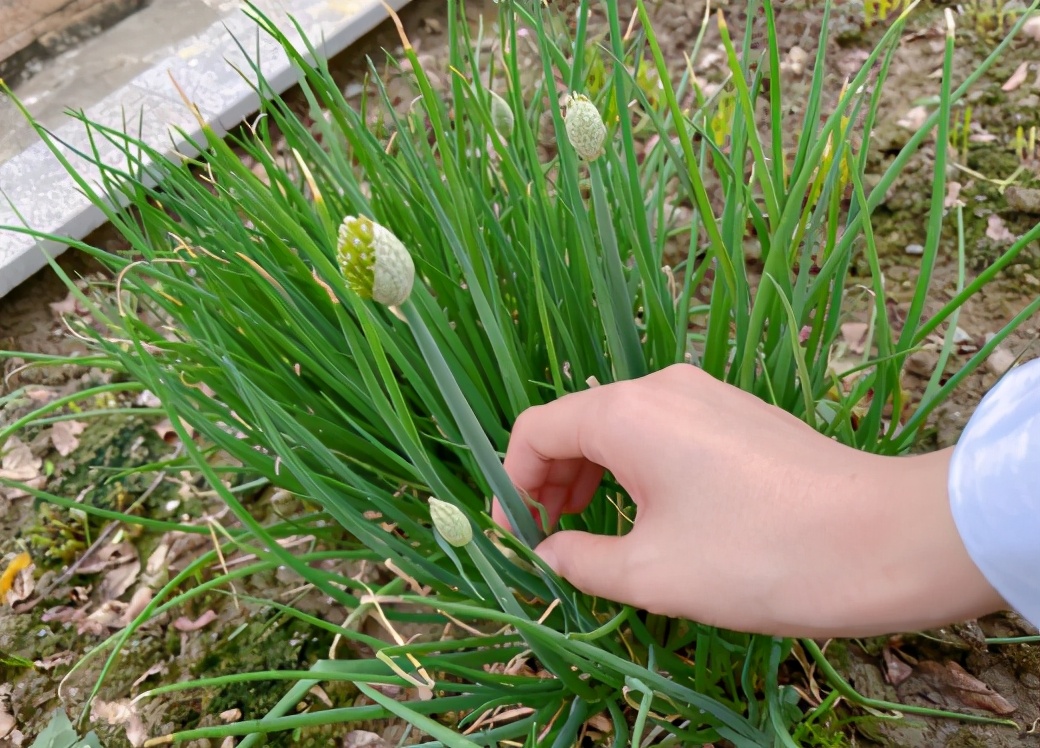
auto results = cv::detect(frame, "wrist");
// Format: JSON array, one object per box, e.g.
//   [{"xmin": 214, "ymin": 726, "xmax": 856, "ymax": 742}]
[
  {"xmin": 865, "ymin": 449, "xmax": 1005, "ymax": 634},
  {"xmin": 807, "ymin": 449, "xmax": 1004, "ymax": 638}
]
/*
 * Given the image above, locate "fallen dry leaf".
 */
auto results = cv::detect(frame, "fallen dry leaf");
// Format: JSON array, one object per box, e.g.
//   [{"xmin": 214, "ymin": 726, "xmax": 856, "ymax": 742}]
[
  {"xmin": 172, "ymin": 609, "xmax": 218, "ymax": 632},
  {"xmin": 968, "ymin": 129, "xmax": 999, "ymax": 144},
  {"xmin": 42, "ymin": 605, "xmax": 85, "ymax": 625},
  {"xmin": 77, "ymin": 600, "xmax": 128, "ymax": 636},
  {"xmin": 130, "ymin": 661, "xmax": 168, "ymax": 692},
  {"xmin": 917, "ymin": 660, "xmax": 1017, "ymax": 715},
  {"xmin": 882, "ymin": 646, "xmax": 913, "ymax": 687},
  {"xmin": 48, "ymin": 292, "xmax": 86, "ymax": 319},
  {"xmin": 4, "ymin": 562, "xmax": 35, "ymax": 606},
  {"xmin": 92, "ymin": 699, "xmax": 147, "ymax": 748},
  {"xmin": 124, "ymin": 586, "xmax": 153, "ymax": 623},
  {"xmin": 897, "ymin": 105, "xmax": 929, "ymax": 131},
  {"xmin": 100, "ymin": 559, "xmax": 142, "ymax": 602},
  {"xmin": 781, "ymin": 46, "xmax": 808, "ymax": 76},
  {"xmin": 25, "ymin": 388, "xmax": 55, "ymax": 404},
  {"xmin": 344, "ymin": 731, "xmax": 386, "ymax": 748},
  {"xmin": 152, "ymin": 418, "xmax": 178, "ymax": 442},
  {"xmin": 0, "ymin": 684, "xmax": 15, "ymax": 740},
  {"xmin": 49, "ymin": 420, "xmax": 86, "ymax": 457},
  {"xmin": 35, "ymin": 651, "xmax": 76, "ymax": 671},
  {"xmin": 134, "ymin": 390, "xmax": 162, "ymax": 408},
  {"xmin": 1002, "ymin": 62, "xmax": 1030, "ymax": 92},
  {"xmin": 840, "ymin": 322, "xmax": 870, "ymax": 355},
  {"xmin": 309, "ymin": 685, "xmax": 333, "ymax": 707},
  {"xmin": 986, "ymin": 214, "xmax": 1016, "ymax": 243},
  {"xmin": 0, "ymin": 438, "xmax": 41, "ymax": 481},
  {"xmin": 0, "ymin": 475, "xmax": 46, "ymax": 502},
  {"xmin": 0, "ymin": 553, "xmax": 32, "ymax": 601},
  {"xmin": 77, "ymin": 542, "xmax": 139, "ymax": 575}
]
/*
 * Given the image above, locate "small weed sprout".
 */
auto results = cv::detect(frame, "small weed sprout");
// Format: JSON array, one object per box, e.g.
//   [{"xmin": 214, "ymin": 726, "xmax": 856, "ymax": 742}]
[
  {"xmin": 1014, "ymin": 124, "xmax": 1039, "ymax": 166},
  {"xmin": 949, "ymin": 106, "xmax": 973, "ymax": 165},
  {"xmin": 864, "ymin": 0, "xmax": 912, "ymax": 27},
  {"xmin": 709, "ymin": 88, "xmax": 737, "ymax": 147},
  {"xmin": 961, "ymin": 0, "xmax": 1022, "ymax": 36}
]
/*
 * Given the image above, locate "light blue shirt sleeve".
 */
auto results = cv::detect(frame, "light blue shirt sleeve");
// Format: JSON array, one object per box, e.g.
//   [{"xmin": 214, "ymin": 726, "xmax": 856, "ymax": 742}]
[{"xmin": 948, "ymin": 357, "xmax": 1040, "ymax": 628}]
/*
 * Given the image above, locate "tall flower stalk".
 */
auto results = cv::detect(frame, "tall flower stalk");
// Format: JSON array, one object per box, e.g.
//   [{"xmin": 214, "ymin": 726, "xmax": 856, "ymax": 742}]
[{"xmin": 336, "ymin": 214, "xmax": 545, "ymax": 550}]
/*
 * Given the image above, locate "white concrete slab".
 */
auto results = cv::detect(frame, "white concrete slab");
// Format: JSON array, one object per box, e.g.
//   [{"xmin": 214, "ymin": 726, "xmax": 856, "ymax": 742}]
[{"xmin": 0, "ymin": 0, "xmax": 411, "ymax": 298}]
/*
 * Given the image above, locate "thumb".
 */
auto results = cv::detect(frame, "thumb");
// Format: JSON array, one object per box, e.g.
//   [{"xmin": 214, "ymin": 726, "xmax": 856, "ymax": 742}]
[{"xmin": 535, "ymin": 530, "xmax": 638, "ymax": 604}]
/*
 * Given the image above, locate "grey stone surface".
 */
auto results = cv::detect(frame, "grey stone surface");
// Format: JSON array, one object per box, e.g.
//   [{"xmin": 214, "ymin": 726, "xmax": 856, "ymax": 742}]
[{"xmin": 0, "ymin": 0, "xmax": 411, "ymax": 298}]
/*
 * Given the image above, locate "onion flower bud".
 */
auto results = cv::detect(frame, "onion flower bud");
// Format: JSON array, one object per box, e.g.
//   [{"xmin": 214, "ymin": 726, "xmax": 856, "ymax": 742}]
[
  {"xmin": 336, "ymin": 215, "xmax": 415, "ymax": 306},
  {"xmin": 564, "ymin": 92, "xmax": 606, "ymax": 161},
  {"xmin": 489, "ymin": 90, "xmax": 515, "ymax": 139},
  {"xmin": 428, "ymin": 498, "xmax": 473, "ymax": 547}
]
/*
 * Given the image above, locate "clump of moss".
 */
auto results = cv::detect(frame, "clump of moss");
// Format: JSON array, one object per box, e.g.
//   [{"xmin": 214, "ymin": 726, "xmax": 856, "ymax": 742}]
[{"xmin": 193, "ymin": 610, "xmax": 339, "ymax": 728}]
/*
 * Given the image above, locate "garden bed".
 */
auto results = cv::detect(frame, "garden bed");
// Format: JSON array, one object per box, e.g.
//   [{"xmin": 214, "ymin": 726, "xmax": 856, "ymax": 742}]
[{"xmin": 2, "ymin": 0, "xmax": 1039, "ymax": 746}]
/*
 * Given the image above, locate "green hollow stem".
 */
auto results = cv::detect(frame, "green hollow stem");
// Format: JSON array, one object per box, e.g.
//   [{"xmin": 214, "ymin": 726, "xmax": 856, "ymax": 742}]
[
  {"xmin": 142, "ymin": 694, "xmax": 485, "ymax": 745},
  {"xmin": 401, "ymin": 300, "xmax": 544, "ymax": 549},
  {"xmin": 986, "ymin": 635, "xmax": 1040, "ymax": 645}
]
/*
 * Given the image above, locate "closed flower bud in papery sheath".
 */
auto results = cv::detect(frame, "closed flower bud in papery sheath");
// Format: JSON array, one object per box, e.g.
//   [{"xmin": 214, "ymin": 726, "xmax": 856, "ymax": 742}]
[
  {"xmin": 337, "ymin": 215, "xmax": 415, "ymax": 306},
  {"xmin": 489, "ymin": 90, "xmax": 514, "ymax": 138},
  {"xmin": 564, "ymin": 93, "xmax": 606, "ymax": 161},
  {"xmin": 428, "ymin": 497, "xmax": 473, "ymax": 547}
]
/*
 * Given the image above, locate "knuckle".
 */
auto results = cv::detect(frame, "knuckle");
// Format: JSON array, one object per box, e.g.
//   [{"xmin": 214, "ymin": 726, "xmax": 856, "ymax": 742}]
[
  {"xmin": 659, "ymin": 361, "xmax": 703, "ymax": 384},
  {"xmin": 510, "ymin": 405, "xmax": 541, "ymax": 436}
]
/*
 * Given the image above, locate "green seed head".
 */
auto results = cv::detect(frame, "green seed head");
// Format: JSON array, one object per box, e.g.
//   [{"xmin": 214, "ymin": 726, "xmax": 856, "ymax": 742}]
[
  {"xmin": 337, "ymin": 216, "xmax": 415, "ymax": 306},
  {"xmin": 564, "ymin": 93, "xmax": 606, "ymax": 161},
  {"xmin": 428, "ymin": 498, "xmax": 473, "ymax": 547},
  {"xmin": 489, "ymin": 90, "xmax": 514, "ymax": 138}
]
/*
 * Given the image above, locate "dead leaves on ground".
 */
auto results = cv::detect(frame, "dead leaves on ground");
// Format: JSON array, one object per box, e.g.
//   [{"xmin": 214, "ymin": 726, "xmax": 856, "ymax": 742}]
[
  {"xmin": 986, "ymin": 214, "xmax": 1017, "ymax": 244},
  {"xmin": 90, "ymin": 700, "xmax": 148, "ymax": 748},
  {"xmin": 1002, "ymin": 61, "xmax": 1031, "ymax": 92},
  {"xmin": 916, "ymin": 660, "xmax": 1018, "ymax": 715},
  {"xmin": 0, "ymin": 553, "xmax": 34, "ymax": 605},
  {"xmin": 0, "ymin": 417, "xmax": 86, "ymax": 500},
  {"xmin": 49, "ymin": 421, "xmax": 87, "ymax": 458},
  {"xmin": 882, "ymin": 644, "xmax": 914, "ymax": 687}
]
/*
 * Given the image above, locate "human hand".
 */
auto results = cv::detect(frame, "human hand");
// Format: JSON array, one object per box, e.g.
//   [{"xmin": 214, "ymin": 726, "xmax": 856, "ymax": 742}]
[{"xmin": 494, "ymin": 364, "xmax": 1004, "ymax": 637}]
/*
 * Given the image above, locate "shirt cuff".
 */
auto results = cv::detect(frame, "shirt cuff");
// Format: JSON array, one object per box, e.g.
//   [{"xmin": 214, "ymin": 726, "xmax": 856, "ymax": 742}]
[{"xmin": 949, "ymin": 357, "xmax": 1040, "ymax": 629}]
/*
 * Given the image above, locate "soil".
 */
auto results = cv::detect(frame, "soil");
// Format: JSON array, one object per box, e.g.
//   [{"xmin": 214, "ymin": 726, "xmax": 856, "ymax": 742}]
[{"xmin": 2, "ymin": 0, "xmax": 1039, "ymax": 746}]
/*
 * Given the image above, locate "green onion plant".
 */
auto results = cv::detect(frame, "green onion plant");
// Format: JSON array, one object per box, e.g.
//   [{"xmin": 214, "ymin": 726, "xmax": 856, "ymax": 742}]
[{"xmin": 3, "ymin": 0, "xmax": 1039, "ymax": 744}]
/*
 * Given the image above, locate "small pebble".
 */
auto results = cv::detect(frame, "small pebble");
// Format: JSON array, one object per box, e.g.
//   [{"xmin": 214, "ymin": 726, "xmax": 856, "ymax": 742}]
[
  {"xmin": 952, "ymin": 327, "xmax": 972, "ymax": 344},
  {"xmin": 987, "ymin": 346, "xmax": 1016, "ymax": 375},
  {"xmin": 1006, "ymin": 186, "xmax": 1040, "ymax": 215},
  {"xmin": 905, "ymin": 243, "xmax": 924, "ymax": 256}
]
